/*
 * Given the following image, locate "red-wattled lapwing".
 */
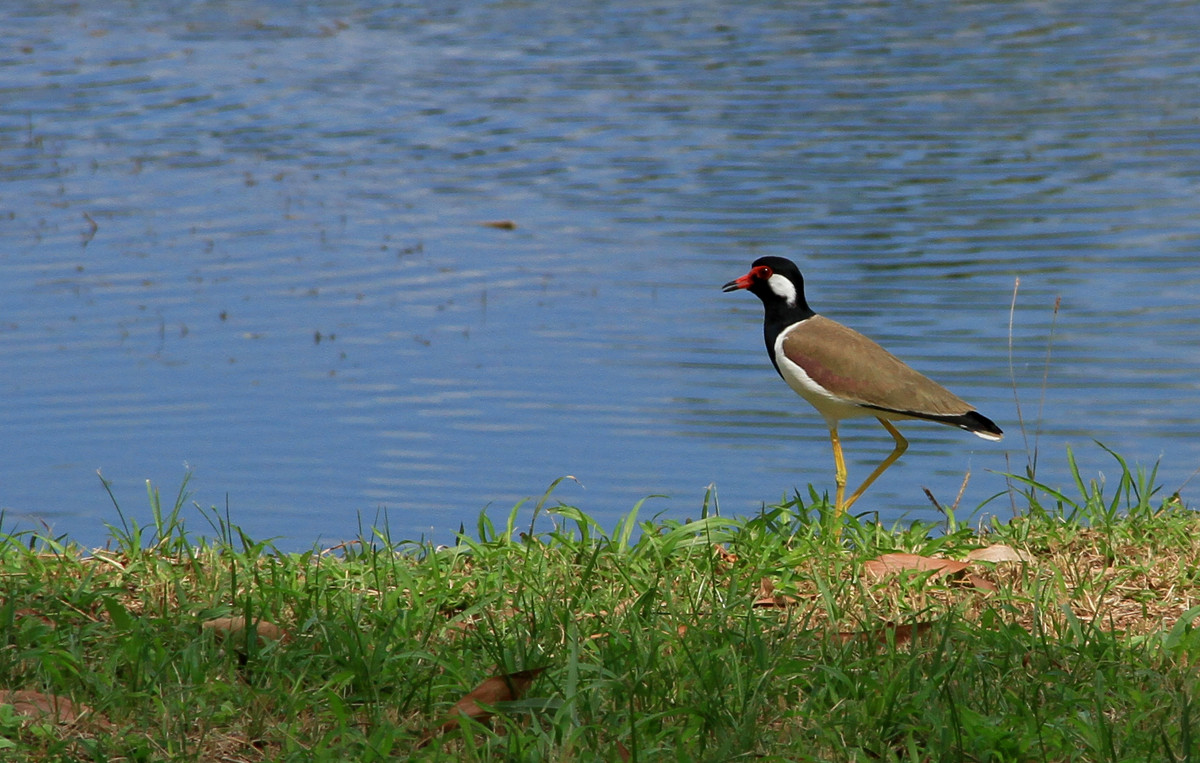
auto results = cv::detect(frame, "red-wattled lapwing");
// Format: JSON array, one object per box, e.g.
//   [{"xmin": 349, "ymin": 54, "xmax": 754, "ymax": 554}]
[{"xmin": 723, "ymin": 256, "xmax": 1003, "ymax": 519}]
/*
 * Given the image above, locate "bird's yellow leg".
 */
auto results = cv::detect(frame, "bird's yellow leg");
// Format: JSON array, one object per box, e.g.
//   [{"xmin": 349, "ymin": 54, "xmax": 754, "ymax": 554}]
[
  {"xmin": 842, "ymin": 418, "xmax": 908, "ymax": 511},
  {"xmin": 829, "ymin": 425, "xmax": 848, "ymax": 518}
]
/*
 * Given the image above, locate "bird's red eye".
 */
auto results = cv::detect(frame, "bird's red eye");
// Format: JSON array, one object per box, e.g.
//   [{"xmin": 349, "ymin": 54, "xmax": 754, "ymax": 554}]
[{"xmin": 754, "ymin": 266, "xmax": 773, "ymax": 280}]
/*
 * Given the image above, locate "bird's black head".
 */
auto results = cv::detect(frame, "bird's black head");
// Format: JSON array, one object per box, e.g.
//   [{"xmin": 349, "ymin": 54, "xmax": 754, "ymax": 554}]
[{"xmin": 722, "ymin": 256, "xmax": 812, "ymax": 314}]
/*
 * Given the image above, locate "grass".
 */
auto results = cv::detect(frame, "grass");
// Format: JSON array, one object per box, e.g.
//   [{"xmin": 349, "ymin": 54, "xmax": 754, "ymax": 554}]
[{"xmin": 1, "ymin": 446, "xmax": 1198, "ymax": 761}]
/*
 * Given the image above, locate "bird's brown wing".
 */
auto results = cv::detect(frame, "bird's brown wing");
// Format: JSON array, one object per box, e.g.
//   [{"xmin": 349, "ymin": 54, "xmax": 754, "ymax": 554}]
[{"xmin": 779, "ymin": 315, "xmax": 975, "ymax": 417}]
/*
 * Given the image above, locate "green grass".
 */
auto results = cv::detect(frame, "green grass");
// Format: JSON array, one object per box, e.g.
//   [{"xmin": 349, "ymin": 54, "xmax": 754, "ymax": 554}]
[{"xmin": 2, "ymin": 447, "xmax": 1198, "ymax": 761}]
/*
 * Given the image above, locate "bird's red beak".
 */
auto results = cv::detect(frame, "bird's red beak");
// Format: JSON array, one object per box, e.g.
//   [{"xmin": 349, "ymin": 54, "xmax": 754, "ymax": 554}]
[{"xmin": 721, "ymin": 272, "xmax": 754, "ymax": 292}]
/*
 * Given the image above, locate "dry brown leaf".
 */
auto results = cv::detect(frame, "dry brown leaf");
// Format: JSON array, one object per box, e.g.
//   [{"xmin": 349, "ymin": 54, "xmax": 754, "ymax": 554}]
[
  {"xmin": 963, "ymin": 573, "xmax": 999, "ymax": 593},
  {"xmin": 444, "ymin": 618, "xmax": 477, "ymax": 638},
  {"xmin": 863, "ymin": 552, "xmax": 969, "ymax": 580},
  {"xmin": 864, "ymin": 552, "xmax": 1001, "ymax": 592},
  {"xmin": 0, "ymin": 689, "xmax": 97, "ymax": 724},
  {"xmin": 712, "ymin": 543, "xmax": 738, "ymax": 566},
  {"xmin": 752, "ymin": 577, "xmax": 800, "ymax": 609},
  {"xmin": 435, "ymin": 667, "xmax": 545, "ymax": 735},
  {"xmin": 14, "ymin": 608, "xmax": 55, "ymax": 628},
  {"xmin": 966, "ymin": 544, "xmax": 1034, "ymax": 563},
  {"xmin": 444, "ymin": 607, "xmax": 520, "ymax": 640},
  {"xmin": 201, "ymin": 616, "xmax": 289, "ymax": 645},
  {"xmin": 832, "ymin": 620, "xmax": 935, "ymax": 646}
]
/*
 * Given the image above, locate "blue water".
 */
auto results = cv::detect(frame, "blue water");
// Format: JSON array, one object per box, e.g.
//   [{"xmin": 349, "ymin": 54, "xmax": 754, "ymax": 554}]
[{"xmin": 3, "ymin": 1, "xmax": 1199, "ymax": 549}]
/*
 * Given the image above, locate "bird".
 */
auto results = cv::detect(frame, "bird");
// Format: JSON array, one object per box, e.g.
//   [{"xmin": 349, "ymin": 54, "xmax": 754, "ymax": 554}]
[{"xmin": 722, "ymin": 256, "xmax": 1002, "ymax": 520}]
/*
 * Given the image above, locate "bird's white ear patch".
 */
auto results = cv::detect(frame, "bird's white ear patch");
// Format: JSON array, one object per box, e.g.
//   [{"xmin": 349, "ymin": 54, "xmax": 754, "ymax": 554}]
[{"xmin": 766, "ymin": 274, "xmax": 797, "ymax": 306}]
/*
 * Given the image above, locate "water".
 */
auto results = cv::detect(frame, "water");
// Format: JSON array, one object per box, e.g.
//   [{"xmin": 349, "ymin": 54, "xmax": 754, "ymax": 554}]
[{"xmin": 3, "ymin": 0, "xmax": 1199, "ymax": 550}]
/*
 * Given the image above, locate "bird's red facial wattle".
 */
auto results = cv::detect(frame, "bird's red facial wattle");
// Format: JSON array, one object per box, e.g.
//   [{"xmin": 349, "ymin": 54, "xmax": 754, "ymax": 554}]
[{"xmin": 721, "ymin": 264, "xmax": 773, "ymax": 292}]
